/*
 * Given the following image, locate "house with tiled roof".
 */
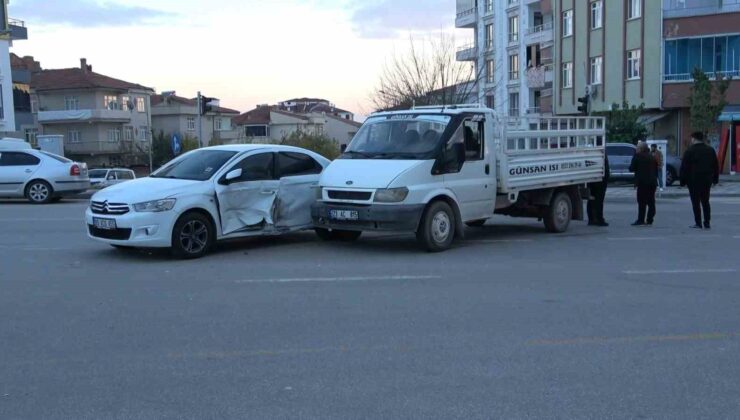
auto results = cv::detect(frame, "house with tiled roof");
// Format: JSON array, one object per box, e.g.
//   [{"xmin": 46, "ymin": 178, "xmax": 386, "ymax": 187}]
[
  {"xmin": 151, "ymin": 92, "xmax": 241, "ymax": 146},
  {"xmin": 232, "ymin": 100, "xmax": 361, "ymax": 148},
  {"xmin": 31, "ymin": 58, "xmax": 155, "ymax": 167}
]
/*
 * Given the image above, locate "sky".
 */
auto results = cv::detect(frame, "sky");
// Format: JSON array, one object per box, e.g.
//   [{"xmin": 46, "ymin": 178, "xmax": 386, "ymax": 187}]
[{"xmin": 9, "ymin": 0, "xmax": 457, "ymax": 117}]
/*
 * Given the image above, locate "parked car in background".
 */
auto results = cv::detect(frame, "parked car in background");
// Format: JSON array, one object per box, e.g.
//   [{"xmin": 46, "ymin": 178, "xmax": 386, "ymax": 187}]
[
  {"xmin": 0, "ymin": 148, "xmax": 90, "ymax": 203},
  {"xmin": 606, "ymin": 143, "xmax": 681, "ymax": 186},
  {"xmin": 89, "ymin": 168, "xmax": 136, "ymax": 189},
  {"xmin": 86, "ymin": 145, "xmax": 330, "ymax": 259}
]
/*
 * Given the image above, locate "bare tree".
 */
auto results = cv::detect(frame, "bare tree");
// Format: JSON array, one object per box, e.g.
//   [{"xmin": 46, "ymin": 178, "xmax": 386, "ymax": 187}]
[{"xmin": 371, "ymin": 33, "xmax": 482, "ymax": 111}]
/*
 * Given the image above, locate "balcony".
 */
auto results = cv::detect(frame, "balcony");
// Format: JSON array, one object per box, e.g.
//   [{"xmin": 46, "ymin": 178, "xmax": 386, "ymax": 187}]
[
  {"xmin": 456, "ymin": 7, "xmax": 477, "ymax": 28},
  {"xmin": 38, "ymin": 109, "xmax": 133, "ymax": 124},
  {"xmin": 6, "ymin": 18, "xmax": 28, "ymax": 40},
  {"xmin": 663, "ymin": 70, "xmax": 739, "ymax": 83},
  {"xmin": 525, "ymin": 22, "xmax": 553, "ymax": 46},
  {"xmin": 456, "ymin": 43, "xmax": 478, "ymax": 62},
  {"xmin": 664, "ymin": 0, "xmax": 740, "ymax": 18}
]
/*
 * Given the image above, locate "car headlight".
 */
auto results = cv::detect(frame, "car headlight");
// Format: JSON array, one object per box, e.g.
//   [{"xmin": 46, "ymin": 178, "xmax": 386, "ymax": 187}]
[
  {"xmin": 374, "ymin": 187, "xmax": 409, "ymax": 203},
  {"xmin": 133, "ymin": 198, "xmax": 177, "ymax": 213}
]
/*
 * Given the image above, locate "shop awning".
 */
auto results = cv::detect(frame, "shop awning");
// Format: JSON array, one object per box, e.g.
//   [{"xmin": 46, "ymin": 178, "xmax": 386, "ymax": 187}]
[
  {"xmin": 637, "ymin": 112, "xmax": 670, "ymax": 126},
  {"xmin": 718, "ymin": 105, "xmax": 740, "ymax": 122}
]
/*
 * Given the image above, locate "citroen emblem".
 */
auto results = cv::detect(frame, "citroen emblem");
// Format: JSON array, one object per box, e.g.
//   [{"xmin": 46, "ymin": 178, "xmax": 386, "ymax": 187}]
[{"xmin": 346, "ymin": 181, "xmax": 354, "ymax": 186}]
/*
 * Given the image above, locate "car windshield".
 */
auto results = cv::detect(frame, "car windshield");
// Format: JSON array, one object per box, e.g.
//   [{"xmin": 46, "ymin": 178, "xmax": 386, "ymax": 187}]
[
  {"xmin": 151, "ymin": 150, "xmax": 238, "ymax": 181},
  {"xmin": 89, "ymin": 170, "xmax": 108, "ymax": 178},
  {"xmin": 343, "ymin": 114, "xmax": 452, "ymax": 159},
  {"xmin": 39, "ymin": 151, "xmax": 72, "ymax": 163}
]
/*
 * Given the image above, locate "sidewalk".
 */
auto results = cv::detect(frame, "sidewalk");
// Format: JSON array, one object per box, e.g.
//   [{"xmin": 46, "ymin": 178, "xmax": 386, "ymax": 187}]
[{"xmin": 607, "ymin": 182, "xmax": 740, "ymax": 199}]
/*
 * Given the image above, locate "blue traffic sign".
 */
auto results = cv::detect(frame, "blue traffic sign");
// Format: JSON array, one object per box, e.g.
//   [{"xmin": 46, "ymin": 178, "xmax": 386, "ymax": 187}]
[{"xmin": 172, "ymin": 133, "xmax": 182, "ymax": 155}]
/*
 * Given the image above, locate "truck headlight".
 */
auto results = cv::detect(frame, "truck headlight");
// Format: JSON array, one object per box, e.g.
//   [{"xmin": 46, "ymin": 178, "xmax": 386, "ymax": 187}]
[
  {"xmin": 374, "ymin": 187, "xmax": 409, "ymax": 203},
  {"xmin": 133, "ymin": 198, "xmax": 177, "ymax": 213}
]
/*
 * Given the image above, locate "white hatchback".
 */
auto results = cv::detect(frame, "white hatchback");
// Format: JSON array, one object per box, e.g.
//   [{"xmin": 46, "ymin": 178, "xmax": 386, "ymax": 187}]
[
  {"xmin": 86, "ymin": 144, "xmax": 330, "ymax": 258},
  {"xmin": 0, "ymin": 148, "xmax": 90, "ymax": 203},
  {"xmin": 89, "ymin": 168, "xmax": 136, "ymax": 189}
]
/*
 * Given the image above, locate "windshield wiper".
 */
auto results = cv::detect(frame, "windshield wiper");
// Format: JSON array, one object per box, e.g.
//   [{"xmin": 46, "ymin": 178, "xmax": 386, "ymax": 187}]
[{"xmin": 343, "ymin": 150, "xmax": 373, "ymax": 159}]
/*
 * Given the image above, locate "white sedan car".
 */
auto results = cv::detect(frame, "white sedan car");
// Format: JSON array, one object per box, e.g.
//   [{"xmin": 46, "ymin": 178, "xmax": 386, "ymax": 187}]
[
  {"xmin": 0, "ymin": 148, "xmax": 90, "ymax": 203},
  {"xmin": 89, "ymin": 168, "xmax": 136, "ymax": 189},
  {"xmin": 86, "ymin": 144, "xmax": 330, "ymax": 258}
]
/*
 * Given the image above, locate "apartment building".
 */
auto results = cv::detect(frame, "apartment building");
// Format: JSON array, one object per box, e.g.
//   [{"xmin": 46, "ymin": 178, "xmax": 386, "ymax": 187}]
[
  {"xmin": 10, "ymin": 53, "xmax": 39, "ymax": 143},
  {"xmin": 151, "ymin": 93, "xmax": 240, "ymax": 146},
  {"xmin": 31, "ymin": 58, "xmax": 154, "ymax": 167},
  {"xmin": 662, "ymin": 0, "xmax": 740, "ymax": 163},
  {"xmin": 0, "ymin": 1, "xmax": 28, "ymax": 135},
  {"xmin": 278, "ymin": 98, "xmax": 355, "ymax": 121},
  {"xmin": 455, "ymin": 0, "xmax": 556, "ymax": 118},
  {"xmin": 232, "ymin": 99, "xmax": 361, "ymax": 148}
]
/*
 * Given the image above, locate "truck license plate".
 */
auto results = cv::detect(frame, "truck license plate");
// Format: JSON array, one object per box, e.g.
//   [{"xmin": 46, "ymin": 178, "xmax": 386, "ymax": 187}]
[
  {"xmin": 329, "ymin": 210, "xmax": 359, "ymax": 221},
  {"xmin": 93, "ymin": 217, "xmax": 117, "ymax": 230}
]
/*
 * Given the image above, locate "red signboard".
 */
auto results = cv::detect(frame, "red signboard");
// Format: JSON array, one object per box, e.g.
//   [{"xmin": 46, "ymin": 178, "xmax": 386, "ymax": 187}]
[
  {"xmin": 718, "ymin": 129, "xmax": 729, "ymax": 170},
  {"xmin": 735, "ymin": 127, "xmax": 740, "ymax": 173}
]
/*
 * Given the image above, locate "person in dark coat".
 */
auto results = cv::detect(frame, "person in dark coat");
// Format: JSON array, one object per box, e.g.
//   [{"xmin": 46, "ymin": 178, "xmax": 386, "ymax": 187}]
[
  {"xmin": 587, "ymin": 155, "xmax": 610, "ymax": 226},
  {"xmin": 680, "ymin": 132, "xmax": 720, "ymax": 229},
  {"xmin": 629, "ymin": 141, "xmax": 658, "ymax": 226}
]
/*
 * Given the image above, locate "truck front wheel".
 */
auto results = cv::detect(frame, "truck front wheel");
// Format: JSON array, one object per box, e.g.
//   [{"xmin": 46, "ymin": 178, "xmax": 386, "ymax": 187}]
[
  {"xmin": 544, "ymin": 192, "xmax": 572, "ymax": 233},
  {"xmin": 417, "ymin": 201, "xmax": 456, "ymax": 252}
]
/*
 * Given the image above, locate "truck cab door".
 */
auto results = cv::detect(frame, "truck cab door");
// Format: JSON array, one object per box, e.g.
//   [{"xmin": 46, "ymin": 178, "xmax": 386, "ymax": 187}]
[
  {"xmin": 442, "ymin": 117, "xmax": 496, "ymax": 221},
  {"xmin": 215, "ymin": 152, "xmax": 277, "ymax": 235}
]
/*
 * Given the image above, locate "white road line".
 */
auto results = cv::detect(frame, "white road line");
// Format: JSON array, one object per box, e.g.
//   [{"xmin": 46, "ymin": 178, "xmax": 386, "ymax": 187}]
[
  {"xmin": 624, "ymin": 269, "xmax": 737, "ymax": 275},
  {"xmin": 235, "ymin": 275, "xmax": 441, "ymax": 284}
]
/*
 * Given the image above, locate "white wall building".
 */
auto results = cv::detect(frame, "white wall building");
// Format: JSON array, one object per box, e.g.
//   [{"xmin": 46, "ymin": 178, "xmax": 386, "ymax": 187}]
[
  {"xmin": 456, "ymin": 0, "xmax": 554, "ymax": 118},
  {"xmin": 151, "ymin": 93, "xmax": 240, "ymax": 146},
  {"xmin": 1, "ymin": 0, "xmax": 28, "ymax": 135}
]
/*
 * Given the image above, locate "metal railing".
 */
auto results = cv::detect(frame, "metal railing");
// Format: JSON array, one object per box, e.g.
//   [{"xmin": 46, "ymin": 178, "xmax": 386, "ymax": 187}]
[
  {"xmin": 456, "ymin": 7, "xmax": 476, "ymax": 19},
  {"xmin": 526, "ymin": 107, "xmax": 541, "ymax": 114},
  {"xmin": 8, "ymin": 18, "xmax": 25, "ymax": 27},
  {"xmin": 664, "ymin": 70, "xmax": 739, "ymax": 82},
  {"xmin": 456, "ymin": 42, "xmax": 476, "ymax": 53},
  {"xmin": 663, "ymin": 0, "xmax": 740, "ymax": 17},
  {"xmin": 526, "ymin": 22, "xmax": 553, "ymax": 35}
]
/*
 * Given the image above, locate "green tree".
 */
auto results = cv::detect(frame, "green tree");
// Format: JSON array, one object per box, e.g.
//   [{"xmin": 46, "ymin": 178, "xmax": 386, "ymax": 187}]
[
  {"xmin": 280, "ymin": 131, "xmax": 341, "ymax": 160},
  {"xmin": 596, "ymin": 102, "xmax": 648, "ymax": 144},
  {"xmin": 151, "ymin": 131, "xmax": 200, "ymax": 168},
  {"xmin": 689, "ymin": 68, "xmax": 730, "ymax": 137}
]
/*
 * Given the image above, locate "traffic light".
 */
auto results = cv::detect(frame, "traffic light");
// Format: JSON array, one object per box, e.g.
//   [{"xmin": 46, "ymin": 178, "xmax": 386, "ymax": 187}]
[
  {"xmin": 577, "ymin": 95, "xmax": 590, "ymax": 116},
  {"xmin": 200, "ymin": 95, "xmax": 216, "ymax": 116}
]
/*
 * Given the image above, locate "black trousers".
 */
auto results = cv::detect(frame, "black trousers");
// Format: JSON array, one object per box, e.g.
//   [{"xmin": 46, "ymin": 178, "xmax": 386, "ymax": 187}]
[
  {"xmin": 587, "ymin": 182, "xmax": 607, "ymax": 223},
  {"xmin": 636, "ymin": 185, "xmax": 657, "ymax": 224},
  {"xmin": 688, "ymin": 183, "xmax": 712, "ymax": 225}
]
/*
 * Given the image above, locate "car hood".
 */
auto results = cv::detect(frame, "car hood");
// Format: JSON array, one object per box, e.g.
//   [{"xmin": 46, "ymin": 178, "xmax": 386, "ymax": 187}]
[
  {"xmin": 320, "ymin": 159, "xmax": 428, "ymax": 189},
  {"xmin": 91, "ymin": 177, "xmax": 205, "ymax": 204}
]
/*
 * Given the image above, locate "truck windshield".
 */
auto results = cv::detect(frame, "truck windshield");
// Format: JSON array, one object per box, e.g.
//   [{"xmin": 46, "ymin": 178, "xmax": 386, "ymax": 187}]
[
  {"xmin": 151, "ymin": 150, "xmax": 237, "ymax": 181},
  {"xmin": 343, "ymin": 114, "xmax": 451, "ymax": 159}
]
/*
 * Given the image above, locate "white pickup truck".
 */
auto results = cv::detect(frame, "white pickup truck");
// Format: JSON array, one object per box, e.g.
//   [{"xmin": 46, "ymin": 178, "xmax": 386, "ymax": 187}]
[{"xmin": 311, "ymin": 105, "xmax": 606, "ymax": 251}]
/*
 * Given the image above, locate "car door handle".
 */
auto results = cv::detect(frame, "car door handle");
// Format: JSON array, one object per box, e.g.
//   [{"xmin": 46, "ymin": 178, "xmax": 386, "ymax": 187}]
[
  {"xmin": 485, "ymin": 164, "xmax": 490, "ymax": 175},
  {"xmin": 25, "ymin": 169, "xmax": 32, "ymax": 173}
]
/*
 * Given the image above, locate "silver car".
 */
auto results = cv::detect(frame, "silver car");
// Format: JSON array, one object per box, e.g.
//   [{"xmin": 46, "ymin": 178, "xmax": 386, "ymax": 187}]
[
  {"xmin": 0, "ymin": 149, "xmax": 90, "ymax": 203},
  {"xmin": 89, "ymin": 168, "xmax": 136, "ymax": 189},
  {"xmin": 606, "ymin": 143, "xmax": 682, "ymax": 186}
]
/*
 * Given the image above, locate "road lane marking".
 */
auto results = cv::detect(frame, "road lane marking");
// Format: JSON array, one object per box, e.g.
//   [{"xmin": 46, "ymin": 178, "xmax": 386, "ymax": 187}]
[
  {"xmin": 235, "ymin": 275, "xmax": 441, "ymax": 284},
  {"xmin": 623, "ymin": 268, "xmax": 737, "ymax": 275},
  {"xmin": 528, "ymin": 332, "xmax": 739, "ymax": 346}
]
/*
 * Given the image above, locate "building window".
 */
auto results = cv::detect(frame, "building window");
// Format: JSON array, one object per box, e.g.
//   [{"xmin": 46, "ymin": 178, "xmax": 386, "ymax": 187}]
[
  {"xmin": 486, "ymin": 59, "xmax": 495, "ymax": 83},
  {"xmin": 508, "ymin": 92, "xmax": 519, "ymax": 117},
  {"xmin": 508, "ymin": 16, "xmax": 519, "ymax": 42},
  {"xmin": 486, "ymin": 95, "xmax": 495, "ymax": 109},
  {"xmin": 31, "ymin": 99, "xmax": 39, "ymax": 114},
  {"xmin": 187, "ymin": 117, "xmax": 196, "ymax": 131},
  {"xmin": 562, "ymin": 62, "xmax": 573, "ymax": 88},
  {"xmin": 245, "ymin": 125, "xmax": 269, "ymax": 137},
  {"xmin": 485, "ymin": 0, "xmax": 493, "ymax": 13},
  {"xmin": 590, "ymin": 56, "xmax": 603, "ymax": 85},
  {"xmin": 591, "ymin": 1, "xmax": 603, "ymax": 29},
  {"xmin": 64, "ymin": 96, "xmax": 79, "ymax": 111},
  {"xmin": 215, "ymin": 118, "xmax": 223, "ymax": 131},
  {"xmin": 124, "ymin": 126, "xmax": 134, "ymax": 141},
  {"xmin": 139, "ymin": 126, "xmax": 149, "ymax": 141},
  {"xmin": 562, "ymin": 10, "xmax": 573, "ymax": 37},
  {"xmin": 485, "ymin": 23, "xmax": 494, "ymax": 50},
  {"xmin": 509, "ymin": 54, "xmax": 520, "ymax": 81},
  {"xmin": 121, "ymin": 96, "xmax": 130, "ymax": 110},
  {"xmin": 68, "ymin": 130, "xmax": 81, "ymax": 144},
  {"xmin": 664, "ymin": 35, "xmax": 740, "ymax": 80},
  {"xmin": 136, "ymin": 97, "xmax": 146, "ymax": 113},
  {"xmin": 316, "ymin": 125, "xmax": 324, "ymax": 135},
  {"xmin": 104, "ymin": 95, "xmax": 119, "ymax": 110},
  {"xmin": 25, "ymin": 128, "xmax": 39, "ymax": 146},
  {"xmin": 628, "ymin": 0, "xmax": 641, "ymax": 19},
  {"xmin": 107, "ymin": 128, "xmax": 121, "ymax": 143},
  {"xmin": 627, "ymin": 49, "xmax": 641, "ymax": 80}
]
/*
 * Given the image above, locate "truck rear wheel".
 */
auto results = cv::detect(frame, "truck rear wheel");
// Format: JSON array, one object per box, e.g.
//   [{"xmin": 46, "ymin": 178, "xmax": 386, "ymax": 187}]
[
  {"xmin": 544, "ymin": 192, "xmax": 572, "ymax": 233},
  {"xmin": 417, "ymin": 201, "xmax": 456, "ymax": 252}
]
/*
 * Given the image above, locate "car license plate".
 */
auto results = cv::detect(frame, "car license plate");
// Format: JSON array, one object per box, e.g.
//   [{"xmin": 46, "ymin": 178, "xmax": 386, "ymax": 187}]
[
  {"xmin": 93, "ymin": 217, "xmax": 117, "ymax": 230},
  {"xmin": 329, "ymin": 209, "xmax": 359, "ymax": 221}
]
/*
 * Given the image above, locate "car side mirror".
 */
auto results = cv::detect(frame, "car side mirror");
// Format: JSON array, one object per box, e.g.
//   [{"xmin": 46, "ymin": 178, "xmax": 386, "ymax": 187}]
[{"xmin": 222, "ymin": 168, "xmax": 242, "ymax": 185}]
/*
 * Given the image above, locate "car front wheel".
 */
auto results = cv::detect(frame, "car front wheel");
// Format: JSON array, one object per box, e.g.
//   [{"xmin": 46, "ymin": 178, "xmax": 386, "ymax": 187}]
[
  {"xmin": 26, "ymin": 180, "xmax": 53, "ymax": 204},
  {"xmin": 171, "ymin": 212, "xmax": 214, "ymax": 259}
]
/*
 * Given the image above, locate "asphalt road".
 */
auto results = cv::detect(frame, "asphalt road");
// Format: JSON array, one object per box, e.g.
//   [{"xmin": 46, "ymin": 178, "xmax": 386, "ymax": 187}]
[{"xmin": 2, "ymin": 195, "xmax": 740, "ymax": 419}]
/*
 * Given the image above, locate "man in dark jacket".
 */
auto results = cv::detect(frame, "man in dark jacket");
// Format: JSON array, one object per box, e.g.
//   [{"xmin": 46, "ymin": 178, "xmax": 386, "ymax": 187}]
[
  {"xmin": 587, "ymin": 155, "xmax": 610, "ymax": 226},
  {"xmin": 629, "ymin": 141, "xmax": 658, "ymax": 226},
  {"xmin": 680, "ymin": 132, "xmax": 720, "ymax": 229}
]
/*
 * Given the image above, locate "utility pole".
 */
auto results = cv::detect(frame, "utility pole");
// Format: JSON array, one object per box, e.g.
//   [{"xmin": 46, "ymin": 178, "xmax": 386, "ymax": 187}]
[{"xmin": 197, "ymin": 91, "xmax": 203, "ymax": 148}]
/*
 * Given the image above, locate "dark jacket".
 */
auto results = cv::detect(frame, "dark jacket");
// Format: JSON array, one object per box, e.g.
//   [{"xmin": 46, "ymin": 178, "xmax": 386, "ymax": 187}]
[
  {"xmin": 603, "ymin": 155, "xmax": 610, "ymax": 183},
  {"xmin": 629, "ymin": 151, "xmax": 658, "ymax": 188},
  {"xmin": 680, "ymin": 142, "xmax": 720, "ymax": 187}
]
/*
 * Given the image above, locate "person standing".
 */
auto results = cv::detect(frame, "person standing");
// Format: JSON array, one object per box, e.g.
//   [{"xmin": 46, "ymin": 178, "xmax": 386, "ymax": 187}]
[
  {"xmin": 629, "ymin": 142, "xmax": 658, "ymax": 226},
  {"xmin": 588, "ymin": 155, "xmax": 610, "ymax": 226},
  {"xmin": 680, "ymin": 132, "xmax": 720, "ymax": 229},
  {"xmin": 650, "ymin": 144, "xmax": 665, "ymax": 191}
]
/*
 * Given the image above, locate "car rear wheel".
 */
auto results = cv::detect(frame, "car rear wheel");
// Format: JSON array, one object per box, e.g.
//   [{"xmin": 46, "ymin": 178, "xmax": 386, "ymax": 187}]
[
  {"xmin": 26, "ymin": 180, "xmax": 53, "ymax": 204},
  {"xmin": 171, "ymin": 212, "xmax": 214, "ymax": 259},
  {"xmin": 544, "ymin": 192, "xmax": 572, "ymax": 233},
  {"xmin": 417, "ymin": 201, "xmax": 456, "ymax": 252},
  {"xmin": 315, "ymin": 228, "xmax": 362, "ymax": 242}
]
